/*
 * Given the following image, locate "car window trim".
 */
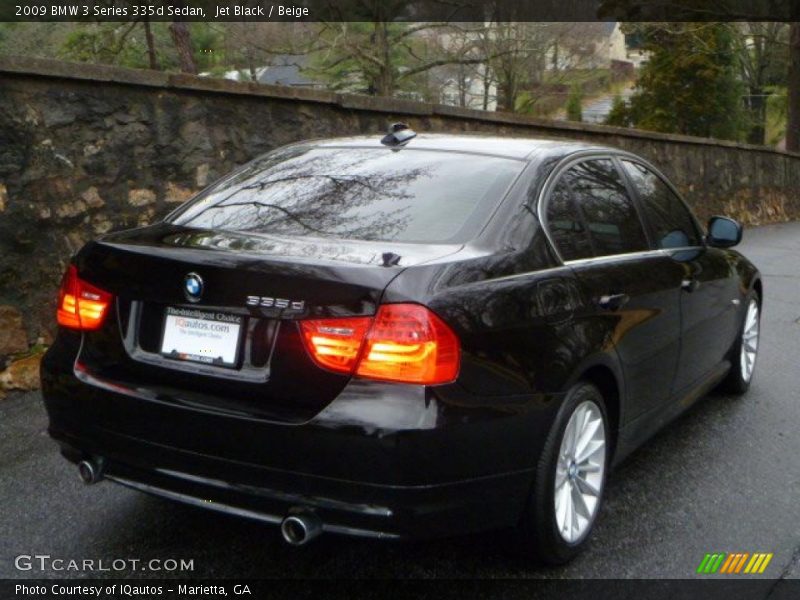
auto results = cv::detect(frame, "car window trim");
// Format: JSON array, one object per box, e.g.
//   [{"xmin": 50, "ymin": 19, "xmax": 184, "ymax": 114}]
[
  {"xmin": 563, "ymin": 248, "xmax": 669, "ymax": 267},
  {"xmin": 610, "ymin": 156, "xmax": 657, "ymax": 250},
  {"xmin": 616, "ymin": 157, "xmax": 705, "ymax": 250},
  {"xmin": 538, "ymin": 151, "xmax": 653, "ymax": 264}
]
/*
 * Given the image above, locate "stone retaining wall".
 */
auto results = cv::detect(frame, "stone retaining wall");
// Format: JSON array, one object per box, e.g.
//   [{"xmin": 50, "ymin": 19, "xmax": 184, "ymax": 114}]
[{"xmin": 1, "ymin": 55, "xmax": 798, "ymax": 350}]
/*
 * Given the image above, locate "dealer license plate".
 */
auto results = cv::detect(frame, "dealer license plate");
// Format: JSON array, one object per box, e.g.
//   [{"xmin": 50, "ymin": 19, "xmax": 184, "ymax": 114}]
[{"xmin": 160, "ymin": 307, "xmax": 243, "ymax": 368}]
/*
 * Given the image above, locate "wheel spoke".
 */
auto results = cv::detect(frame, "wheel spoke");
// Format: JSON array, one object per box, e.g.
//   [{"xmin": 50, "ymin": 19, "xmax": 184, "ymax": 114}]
[
  {"xmin": 562, "ymin": 484, "xmax": 574, "ymax": 537},
  {"xmin": 570, "ymin": 488, "xmax": 581, "ymax": 537},
  {"xmin": 575, "ymin": 474, "xmax": 600, "ymax": 497},
  {"xmin": 562, "ymin": 414, "xmax": 578, "ymax": 458},
  {"xmin": 574, "ymin": 417, "xmax": 602, "ymax": 460},
  {"xmin": 575, "ymin": 439, "xmax": 604, "ymax": 465},
  {"xmin": 556, "ymin": 481, "xmax": 568, "ymax": 516},
  {"xmin": 572, "ymin": 405, "xmax": 588, "ymax": 450},
  {"xmin": 566, "ymin": 415, "xmax": 578, "ymax": 456},
  {"xmin": 578, "ymin": 463, "xmax": 601, "ymax": 474},
  {"xmin": 572, "ymin": 483, "xmax": 592, "ymax": 519},
  {"xmin": 555, "ymin": 466, "xmax": 568, "ymax": 490}
]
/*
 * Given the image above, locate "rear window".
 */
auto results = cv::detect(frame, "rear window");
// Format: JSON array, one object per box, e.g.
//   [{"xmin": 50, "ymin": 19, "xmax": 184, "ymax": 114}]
[{"xmin": 168, "ymin": 147, "xmax": 524, "ymax": 243}]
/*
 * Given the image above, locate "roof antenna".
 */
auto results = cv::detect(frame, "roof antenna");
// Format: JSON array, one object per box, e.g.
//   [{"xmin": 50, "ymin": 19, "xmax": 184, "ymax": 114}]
[
  {"xmin": 381, "ymin": 122, "xmax": 417, "ymax": 147},
  {"xmin": 381, "ymin": 252, "xmax": 401, "ymax": 267}
]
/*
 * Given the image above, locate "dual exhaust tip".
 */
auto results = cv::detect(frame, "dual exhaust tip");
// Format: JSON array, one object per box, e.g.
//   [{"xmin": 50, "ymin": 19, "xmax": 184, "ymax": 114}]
[
  {"xmin": 77, "ymin": 458, "xmax": 322, "ymax": 545},
  {"xmin": 280, "ymin": 512, "xmax": 322, "ymax": 546},
  {"xmin": 78, "ymin": 458, "xmax": 104, "ymax": 485}
]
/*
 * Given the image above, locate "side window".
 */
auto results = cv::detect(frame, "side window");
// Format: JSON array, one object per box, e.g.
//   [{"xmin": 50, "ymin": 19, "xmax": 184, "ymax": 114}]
[
  {"xmin": 621, "ymin": 160, "xmax": 701, "ymax": 249},
  {"xmin": 564, "ymin": 159, "xmax": 649, "ymax": 256},
  {"xmin": 545, "ymin": 178, "xmax": 594, "ymax": 261}
]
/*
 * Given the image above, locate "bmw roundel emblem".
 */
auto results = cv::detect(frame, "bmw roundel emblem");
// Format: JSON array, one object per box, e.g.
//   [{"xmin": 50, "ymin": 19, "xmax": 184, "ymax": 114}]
[{"xmin": 184, "ymin": 272, "xmax": 203, "ymax": 302}]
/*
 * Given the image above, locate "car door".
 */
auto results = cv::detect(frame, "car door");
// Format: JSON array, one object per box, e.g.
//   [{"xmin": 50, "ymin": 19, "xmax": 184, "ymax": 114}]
[
  {"xmin": 619, "ymin": 160, "xmax": 741, "ymax": 393},
  {"xmin": 544, "ymin": 157, "xmax": 685, "ymax": 420}
]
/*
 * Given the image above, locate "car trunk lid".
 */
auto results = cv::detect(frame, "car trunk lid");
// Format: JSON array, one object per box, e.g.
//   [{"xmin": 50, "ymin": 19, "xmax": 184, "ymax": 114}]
[{"xmin": 73, "ymin": 223, "xmax": 461, "ymax": 423}]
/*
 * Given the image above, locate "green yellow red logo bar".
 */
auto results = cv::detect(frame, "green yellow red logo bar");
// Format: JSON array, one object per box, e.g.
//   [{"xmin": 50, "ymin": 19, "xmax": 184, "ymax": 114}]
[{"xmin": 697, "ymin": 552, "xmax": 773, "ymax": 574}]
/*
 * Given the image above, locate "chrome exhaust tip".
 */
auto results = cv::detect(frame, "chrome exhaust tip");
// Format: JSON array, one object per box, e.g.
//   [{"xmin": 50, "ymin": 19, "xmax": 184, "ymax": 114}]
[
  {"xmin": 77, "ymin": 458, "xmax": 104, "ymax": 485},
  {"xmin": 280, "ymin": 513, "xmax": 322, "ymax": 546}
]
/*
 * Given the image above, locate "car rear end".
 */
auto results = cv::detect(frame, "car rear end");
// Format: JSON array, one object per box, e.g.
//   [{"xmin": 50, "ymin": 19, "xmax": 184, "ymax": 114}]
[{"xmin": 40, "ymin": 137, "xmax": 542, "ymax": 541}]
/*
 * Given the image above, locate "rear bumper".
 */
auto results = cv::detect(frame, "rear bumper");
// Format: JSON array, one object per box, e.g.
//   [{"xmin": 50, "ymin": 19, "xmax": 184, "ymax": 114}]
[
  {"xmin": 41, "ymin": 336, "xmax": 561, "ymax": 540},
  {"xmin": 51, "ymin": 425, "xmax": 533, "ymax": 540}
]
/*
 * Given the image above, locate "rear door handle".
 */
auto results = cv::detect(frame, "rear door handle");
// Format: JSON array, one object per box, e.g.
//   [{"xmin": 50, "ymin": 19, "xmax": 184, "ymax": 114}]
[
  {"xmin": 681, "ymin": 278, "xmax": 699, "ymax": 292},
  {"xmin": 596, "ymin": 293, "xmax": 630, "ymax": 311}
]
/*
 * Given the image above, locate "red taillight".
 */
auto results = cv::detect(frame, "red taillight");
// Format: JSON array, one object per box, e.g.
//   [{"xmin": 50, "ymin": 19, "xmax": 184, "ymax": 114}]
[
  {"xmin": 56, "ymin": 265, "xmax": 113, "ymax": 331},
  {"xmin": 358, "ymin": 304, "xmax": 460, "ymax": 385},
  {"xmin": 299, "ymin": 316, "xmax": 373, "ymax": 374},
  {"xmin": 300, "ymin": 304, "xmax": 460, "ymax": 385}
]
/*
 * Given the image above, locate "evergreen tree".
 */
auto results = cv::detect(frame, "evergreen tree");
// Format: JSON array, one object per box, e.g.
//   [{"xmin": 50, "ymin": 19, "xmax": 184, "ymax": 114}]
[
  {"xmin": 605, "ymin": 94, "xmax": 630, "ymax": 127},
  {"xmin": 625, "ymin": 23, "xmax": 746, "ymax": 141}
]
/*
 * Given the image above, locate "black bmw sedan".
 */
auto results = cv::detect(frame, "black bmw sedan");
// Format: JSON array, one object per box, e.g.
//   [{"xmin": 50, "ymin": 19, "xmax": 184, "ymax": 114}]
[{"xmin": 41, "ymin": 130, "xmax": 761, "ymax": 564}]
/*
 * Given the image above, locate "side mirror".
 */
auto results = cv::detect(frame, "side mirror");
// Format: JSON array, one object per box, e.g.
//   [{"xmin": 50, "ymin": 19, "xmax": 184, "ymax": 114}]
[{"xmin": 707, "ymin": 216, "xmax": 743, "ymax": 248}]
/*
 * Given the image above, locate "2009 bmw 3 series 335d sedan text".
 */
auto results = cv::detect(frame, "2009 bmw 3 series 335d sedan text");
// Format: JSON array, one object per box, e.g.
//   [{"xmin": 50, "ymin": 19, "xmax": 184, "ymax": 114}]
[{"xmin": 41, "ymin": 128, "xmax": 762, "ymax": 564}]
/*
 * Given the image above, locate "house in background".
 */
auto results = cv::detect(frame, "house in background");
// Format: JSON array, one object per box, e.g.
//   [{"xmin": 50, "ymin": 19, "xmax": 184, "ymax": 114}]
[
  {"xmin": 603, "ymin": 23, "xmax": 629, "ymax": 66},
  {"xmin": 621, "ymin": 28, "xmax": 650, "ymax": 68},
  {"xmin": 431, "ymin": 22, "xmax": 634, "ymax": 112},
  {"xmin": 547, "ymin": 22, "xmax": 629, "ymax": 71},
  {"xmin": 200, "ymin": 55, "xmax": 325, "ymax": 88}
]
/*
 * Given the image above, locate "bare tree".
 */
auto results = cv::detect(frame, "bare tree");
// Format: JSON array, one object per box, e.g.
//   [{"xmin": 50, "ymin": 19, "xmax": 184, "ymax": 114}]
[
  {"xmin": 309, "ymin": 21, "xmax": 493, "ymax": 97},
  {"xmin": 442, "ymin": 22, "xmax": 544, "ymax": 112},
  {"xmin": 729, "ymin": 22, "xmax": 788, "ymax": 145},
  {"xmin": 143, "ymin": 18, "xmax": 158, "ymax": 70},
  {"xmin": 419, "ymin": 23, "xmax": 500, "ymax": 108},
  {"xmin": 218, "ymin": 22, "xmax": 325, "ymax": 82},
  {"xmin": 482, "ymin": 22, "xmax": 606, "ymax": 113},
  {"xmin": 169, "ymin": 21, "xmax": 197, "ymax": 74}
]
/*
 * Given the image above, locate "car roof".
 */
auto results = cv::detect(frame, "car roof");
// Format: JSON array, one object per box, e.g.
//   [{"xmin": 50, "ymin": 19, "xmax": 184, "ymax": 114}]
[{"xmin": 307, "ymin": 133, "xmax": 608, "ymax": 161}]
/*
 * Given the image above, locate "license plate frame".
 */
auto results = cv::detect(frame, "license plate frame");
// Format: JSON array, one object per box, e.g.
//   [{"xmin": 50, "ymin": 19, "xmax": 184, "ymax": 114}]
[{"xmin": 159, "ymin": 307, "xmax": 244, "ymax": 369}]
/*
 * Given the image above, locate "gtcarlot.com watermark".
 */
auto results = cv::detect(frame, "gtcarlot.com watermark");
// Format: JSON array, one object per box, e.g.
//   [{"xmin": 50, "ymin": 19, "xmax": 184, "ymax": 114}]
[{"xmin": 14, "ymin": 554, "xmax": 194, "ymax": 573}]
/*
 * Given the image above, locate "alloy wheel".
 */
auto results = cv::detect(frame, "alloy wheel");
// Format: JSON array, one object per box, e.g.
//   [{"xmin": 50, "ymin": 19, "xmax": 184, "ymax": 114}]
[
  {"xmin": 554, "ymin": 400, "xmax": 606, "ymax": 544},
  {"xmin": 740, "ymin": 299, "xmax": 760, "ymax": 383}
]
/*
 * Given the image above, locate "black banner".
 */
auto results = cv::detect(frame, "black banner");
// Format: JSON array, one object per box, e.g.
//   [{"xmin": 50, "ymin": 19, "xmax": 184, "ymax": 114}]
[
  {"xmin": 3, "ymin": 579, "xmax": 800, "ymax": 600},
  {"xmin": 2, "ymin": 0, "xmax": 800, "ymax": 23}
]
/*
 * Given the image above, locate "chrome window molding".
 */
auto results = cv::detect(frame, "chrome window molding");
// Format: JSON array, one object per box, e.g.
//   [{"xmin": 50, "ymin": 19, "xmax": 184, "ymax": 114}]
[
  {"xmin": 536, "ymin": 149, "xmax": 706, "ymax": 266},
  {"xmin": 563, "ymin": 249, "xmax": 667, "ymax": 267}
]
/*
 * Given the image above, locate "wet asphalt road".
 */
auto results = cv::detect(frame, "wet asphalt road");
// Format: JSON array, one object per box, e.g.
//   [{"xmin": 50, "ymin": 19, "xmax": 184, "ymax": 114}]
[{"xmin": 1, "ymin": 222, "xmax": 799, "ymax": 582}]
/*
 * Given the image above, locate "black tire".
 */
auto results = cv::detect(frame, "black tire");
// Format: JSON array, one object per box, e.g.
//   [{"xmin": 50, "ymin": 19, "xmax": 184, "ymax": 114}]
[
  {"xmin": 519, "ymin": 382, "xmax": 610, "ymax": 565},
  {"xmin": 718, "ymin": 292, "xmax": 760, "ymax": 396}
]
